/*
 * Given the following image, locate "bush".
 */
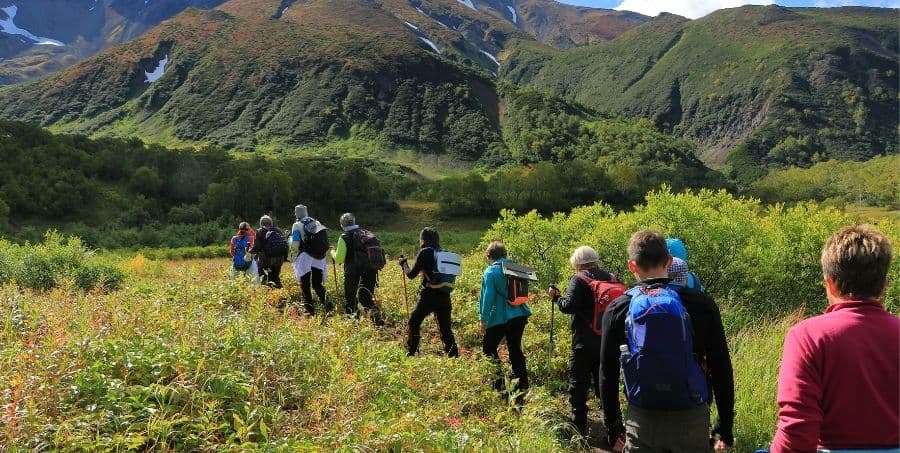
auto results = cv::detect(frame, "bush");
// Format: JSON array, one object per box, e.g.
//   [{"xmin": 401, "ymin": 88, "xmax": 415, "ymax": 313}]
[
  {"xmin": 483, "ymin": 187, "xmax": 899, "ymax": 330},
  {"xmin": 0, "ymin": 231, "xmax": 127, "ymax": 291}
]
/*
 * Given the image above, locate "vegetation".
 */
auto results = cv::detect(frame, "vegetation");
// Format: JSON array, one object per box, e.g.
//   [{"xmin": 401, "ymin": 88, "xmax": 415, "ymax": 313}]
[
  {"xmin": 503, "ymin": 6, "xmax": 898, "ymax": 180},
  {"xmin": 752, "ymin": 155, "xmax": 899, "ymax": 208},
  {"xmin": 2, "ymin": 190, "xmax": 897, "ymax": 451},
  {"xmin": 0, "ymin": 231, "xmax": 124, "ymax": 291}
]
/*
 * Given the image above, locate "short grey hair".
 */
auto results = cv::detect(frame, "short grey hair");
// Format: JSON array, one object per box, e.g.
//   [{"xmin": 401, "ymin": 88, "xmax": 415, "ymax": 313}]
[
  {"xmin": 570, "ymin": 245, "xmax": 600, "ymax": 267},
  {"xmin": 340, "ymin": 212, "xmax": 355, "ymax": 228},
  {"xmin": 259, "ymin": 215, "xmax": 273, "ymax": 228}
]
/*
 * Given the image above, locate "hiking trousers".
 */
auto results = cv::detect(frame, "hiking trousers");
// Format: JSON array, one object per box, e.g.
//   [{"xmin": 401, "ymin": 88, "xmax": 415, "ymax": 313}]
[
  {"xmin": 624, "ymin": 403, "xmax": 710, "ymax": 453},
  {"xmin": 407, "ymin": 290, "xmax": 458, "ymax": 357},
  {"xmin": 568, "ymin": 340, "xmax": 603, "ymax": 434},
  {"xmin": 259, "ymin": 257, "xmax": 284, "ymax": 289},
  {"xmin": 343, "ymin": 268, "xmax": 383, "ymax": 325},
  {"xmin": 299, "ymin": 268, "xmax": 331, "ymax": 315},
  {"xmin": 482, "ymin": 316, "xmax": 529, "ymax": 392}
]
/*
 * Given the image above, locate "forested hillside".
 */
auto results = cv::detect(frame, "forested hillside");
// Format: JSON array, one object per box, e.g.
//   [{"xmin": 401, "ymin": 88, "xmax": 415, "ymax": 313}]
[{"xmin": 503, "ymin": 6, "xmax": 899, "ymax": 182}]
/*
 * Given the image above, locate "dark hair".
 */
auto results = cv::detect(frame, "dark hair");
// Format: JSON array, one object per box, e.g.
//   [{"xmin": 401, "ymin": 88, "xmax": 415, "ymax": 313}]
[
  {"xmin": 821, "ymin": 225, "xmax": 892, "ymax": 299},
  {"xmin": 486, "ymin": 241, "xmax": 507, "ymax": 260},
  {"xmin": 420, "ymin": 227, "xmax": 440, "ymax": 248},
  {"xmin": 627, "ymin": 230, "xmax": 670, "ymax": 269}
]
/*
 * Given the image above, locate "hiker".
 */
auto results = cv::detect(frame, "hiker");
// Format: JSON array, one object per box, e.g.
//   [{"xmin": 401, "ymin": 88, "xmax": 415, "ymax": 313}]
[
  {"xmin": 229, "ymin": 221, "xmax": 255, "ymax": 280},
  {"xmin": 290, "ymin": 205, "xmax": 333, "ymax": 315},
  {"xmin": 601, "ymin": 230, "xmax": 734, "ymax": 452},
  {"xmin": 770, "ymin": 226, "xmax": 898, "ymax": 452},
  {"xmin": 480, "ymin": 241, "xmax": 531, "ymax": 399},
  {"xmin": 399, "ymin": 227, "xmax": 459, "ymax": 358},
  {"xmin": 547, "ymin": 245, "xmax": 622, "ymax": 437},
  {"xmin": 331, "ymin": 212, "xmax": 384, "ymax": 325},
  {"xmin": 251, "ymin": 215, "xmax": 287, "ymax": 289},
  {"xmin": 666, "ymin": 237, "xmax": 704, "ymax": 291},
  {"xmin": 667, "ymin": 256, "xmax": 690, "ymax": 286}
]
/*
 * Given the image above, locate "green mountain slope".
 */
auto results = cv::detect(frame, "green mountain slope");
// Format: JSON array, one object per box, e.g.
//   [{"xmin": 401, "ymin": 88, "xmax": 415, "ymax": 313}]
[
  {"xmin": 504, "ymin": 5, "xmax": 899, "ymax": 181},
  {"xmin": 0, "ymin": 4, "xmax": 505, "ymax": 159}
]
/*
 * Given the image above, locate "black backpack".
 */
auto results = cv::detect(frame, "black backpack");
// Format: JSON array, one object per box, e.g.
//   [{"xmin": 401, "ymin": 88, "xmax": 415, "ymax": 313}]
[
  {"xmin": 352, "ymin": 228, "xmax": 386, "ymax": 271},
  {"xmin": 264, "ymin": 227, "xmax": 288, "ymax": 257},
  {"xmin": 301, "ymin": 218, "xmax": 329, "ymax": 260}
]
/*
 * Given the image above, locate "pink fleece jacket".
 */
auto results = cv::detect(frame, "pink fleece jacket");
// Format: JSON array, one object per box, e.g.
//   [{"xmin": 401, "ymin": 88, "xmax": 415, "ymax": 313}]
[{"xmin": 771, "ymin": 300, "xmax": 899, "ymax": 452}]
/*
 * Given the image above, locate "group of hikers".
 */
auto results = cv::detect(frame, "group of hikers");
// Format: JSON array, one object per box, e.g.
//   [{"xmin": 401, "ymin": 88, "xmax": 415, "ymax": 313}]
[{"xmin": 228, "ymin": 206, "xmax": 898, "ymax": 453}]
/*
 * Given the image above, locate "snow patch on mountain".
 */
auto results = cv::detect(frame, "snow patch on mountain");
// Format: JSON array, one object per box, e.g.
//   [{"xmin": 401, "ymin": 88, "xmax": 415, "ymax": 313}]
[
  {"xmin": 0, "ymin": 6, "xmax": 64, "ymax": 46},
  {"xmin": 507, "ymin": 5, "xmax": 517, "ymax": 23},
  {"xmin": 404, "ymin": 21, "xmax": 419, "ymax": 31},
  {"xmin": 144, "ymin": 54, "xmax": 168, "ymax": 83},
  {"xmin": 457, "ymin": 0, "xmax": 476, "ymax": 11},
  {"xmin": 480, "ymin": 50, "xmax": 499, "ymax": 66},
  {"xmin": 418, "ymin": 37, "xmax": 441, "ymax": 54}
]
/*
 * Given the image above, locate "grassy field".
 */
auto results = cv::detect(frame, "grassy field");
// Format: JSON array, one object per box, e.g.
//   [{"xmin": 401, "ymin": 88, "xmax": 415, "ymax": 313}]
[
  {"xmin": 0, "ymin": 253, "xmax": 824, "ymax": 452},
  {"xmin": 3, "ymin": 191, "xmax": 896, "ymax": 451}
]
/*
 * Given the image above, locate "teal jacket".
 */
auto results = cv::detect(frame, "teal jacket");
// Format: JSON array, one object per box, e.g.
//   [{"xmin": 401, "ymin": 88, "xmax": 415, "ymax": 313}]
[{"xmin": 479, "ymin": 258, "xmax": 531, "ymax": 329}]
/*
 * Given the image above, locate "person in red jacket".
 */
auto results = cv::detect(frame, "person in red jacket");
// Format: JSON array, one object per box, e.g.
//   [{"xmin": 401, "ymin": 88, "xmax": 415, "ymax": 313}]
[{"xmin": 771, "ymin": 225, "xmax": 899, "ymax": 453}]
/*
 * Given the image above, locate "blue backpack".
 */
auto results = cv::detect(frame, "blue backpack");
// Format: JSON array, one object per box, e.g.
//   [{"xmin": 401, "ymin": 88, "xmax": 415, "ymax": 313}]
[
  {"xmin": 232, "ymin": 235, "xmax": 252, "ymax": 270},
  {"xmin": 621, "ymin": 283, "xmax": 709, "ymax": 410}
]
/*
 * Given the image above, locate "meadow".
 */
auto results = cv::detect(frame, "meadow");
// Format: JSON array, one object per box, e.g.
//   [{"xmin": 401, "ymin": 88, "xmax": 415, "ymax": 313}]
[{"xmin": 1, "ymin": 189, "xmax": 897, "ymax": 451}]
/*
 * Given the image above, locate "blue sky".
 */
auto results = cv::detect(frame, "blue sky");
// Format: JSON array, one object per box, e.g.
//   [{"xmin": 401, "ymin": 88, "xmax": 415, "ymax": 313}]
[{"xmin": 557, "ymin": 0, "xmax": 900, "ymax": 18}]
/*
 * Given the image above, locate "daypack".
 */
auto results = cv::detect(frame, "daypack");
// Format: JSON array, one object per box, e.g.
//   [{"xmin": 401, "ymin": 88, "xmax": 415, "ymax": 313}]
[
  {"xmin": 352, "ymin": 228, "xmax": 386, "ymax": 271},
  {"xmin": 263, "ymin": 227, "xmax": 288, "ymax": 258},
  {"xmin": 498, "ymin": 261, "xmax": 538, "ymax": 306},
  {"xmin": 577, "ymin": 273, "xmax": 626, "ymax": 335},
  {"xmin": 687, "ymin": 272, "xmax": 705, "ymax": 292},
  {"xmin": 232, "ymin": 235, "xmax": 252, "ymax": 270},
  {"xmin": 427, "ymin": 249, "xmax": 461, "ymax": 293},
  {"xmin": 300, "ymin": 218, "xmax": 329, "ymax": 260},
  {"xmin": 621, "ymin": 284, "xmax": 709, "ymax": 410}
]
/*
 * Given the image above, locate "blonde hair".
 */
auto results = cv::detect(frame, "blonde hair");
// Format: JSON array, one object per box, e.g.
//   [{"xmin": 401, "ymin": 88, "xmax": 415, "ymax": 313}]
[{"xmin": 821, "ymin": 225, "xmax": 892, "ymax": 299}]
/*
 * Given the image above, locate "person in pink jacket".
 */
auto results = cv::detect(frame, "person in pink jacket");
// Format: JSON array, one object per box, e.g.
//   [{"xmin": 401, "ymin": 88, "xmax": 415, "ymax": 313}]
[{"xmin": 771, "ymin": 225, "xmax": 899, "ymax": 453}]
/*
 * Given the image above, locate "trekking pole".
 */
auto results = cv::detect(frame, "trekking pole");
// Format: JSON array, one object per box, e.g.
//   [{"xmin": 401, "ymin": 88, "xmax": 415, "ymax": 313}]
[
  {"xmin": 331, "ymin": 256, "xmax": 341, "ymax": 308},
  {"xmin": 400, "ymin": 262, "xmax": 410, "ymax": 319}
]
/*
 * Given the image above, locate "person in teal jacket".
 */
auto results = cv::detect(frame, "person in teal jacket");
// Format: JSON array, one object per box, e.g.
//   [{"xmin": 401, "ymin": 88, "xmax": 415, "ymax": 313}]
[{"xmin": 480, "ymin": 241, "xmax": 531, "ymax": 399}]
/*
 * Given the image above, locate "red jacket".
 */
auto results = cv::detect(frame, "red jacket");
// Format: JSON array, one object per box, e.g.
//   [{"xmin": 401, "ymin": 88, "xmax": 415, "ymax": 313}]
[{"xmin": 771, "ymin": 300, "xmax": 899, "ymax": 452}]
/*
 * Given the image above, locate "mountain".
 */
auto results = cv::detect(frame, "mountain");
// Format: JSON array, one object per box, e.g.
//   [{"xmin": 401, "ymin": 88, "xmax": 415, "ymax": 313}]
[
  {"xmin": 0, "ymin": 0, "xmax": 645, "ymax": 84},
  {"xmin": 0, "ymin": 0, "xmax": 226, "ymax": 84},
  {"xmin": 503, "ymin": 5, "xmax": 899, "ymax": 181}
]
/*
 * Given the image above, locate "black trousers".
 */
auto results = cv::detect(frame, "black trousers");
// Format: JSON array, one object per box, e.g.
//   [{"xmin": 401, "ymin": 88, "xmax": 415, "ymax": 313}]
[
  {"xmin": 407, "ymin": 289, "xmax": 458, "ymax": 357},
  {"xmin": 568, "ymin": 341, "xmax": 602, "ymax": 433},
  {"xmin": 482, "ymin": 316, "xmax": 529, "ymax": 392},
  {"xmin": 259, "ymin": 256, "xmax": 283, "ymax": 289},
  {"xmin": 299, "ymin": 268, "xmax": 331, "ymax": 314},
  {"xmin": 343, "ymin": 268, "xmax": 377, "ymax": 313}
]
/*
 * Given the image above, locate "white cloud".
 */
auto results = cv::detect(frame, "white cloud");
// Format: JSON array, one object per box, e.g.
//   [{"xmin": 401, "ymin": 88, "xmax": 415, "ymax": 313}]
[{"xmin": 614, "ymin": 0, "xmax": 775, "ymax": 18}]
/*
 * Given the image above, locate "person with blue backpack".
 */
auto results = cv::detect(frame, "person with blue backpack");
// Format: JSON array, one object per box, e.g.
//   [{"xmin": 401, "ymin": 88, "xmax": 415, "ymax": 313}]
[
  {"xmin": 399, "ymin": 227, "xmax": 459, "ymax": 358},
  {"xmin": 229, "ymin": 221, "xmax": 255, "ymax": 281},
  {"xmin": 479, "ymin": 241, "xmax": 531, "ymax": 400},
  {"xmin": 600, "ymin": 230, "xmax": 734, "ymax": 452}
]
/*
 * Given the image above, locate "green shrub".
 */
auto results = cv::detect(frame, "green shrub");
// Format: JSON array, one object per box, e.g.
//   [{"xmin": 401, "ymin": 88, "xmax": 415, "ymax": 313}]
[
  {"xmin": 483, "ymin": 187, "xmax": 899, "ymax": 330},
  {"xmin": 0, "ymin": 231, "xmax": 127, "ymax": 291}
]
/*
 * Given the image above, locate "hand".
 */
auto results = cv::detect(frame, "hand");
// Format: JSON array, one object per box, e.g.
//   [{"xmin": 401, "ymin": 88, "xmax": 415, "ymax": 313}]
[
  {"xmin": 710, "ymin": 422, "xmax": 733, "ymax": 451},
  {"xmin": 712, "ymin": 439, "xmax": 729, "ymax": 452},
  {"xmin": 547, "ymin": 285, "xmax": 560, "ymax": 299},
  {"xmin": 612, "ymin": 437, "xmax": 625, "ymax": 453},
  {"xmin": 398, "ymin": 256, "xmax": 407, "ymax": 266}
]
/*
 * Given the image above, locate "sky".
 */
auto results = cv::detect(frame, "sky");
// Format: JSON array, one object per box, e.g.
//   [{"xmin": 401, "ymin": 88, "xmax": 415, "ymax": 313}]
[{"xmin": 556, "ymin": 0, "xmax": 900, "ymax": 18}]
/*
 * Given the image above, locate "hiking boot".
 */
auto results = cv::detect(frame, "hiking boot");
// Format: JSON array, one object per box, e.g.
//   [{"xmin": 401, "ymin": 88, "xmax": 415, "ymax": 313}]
[{"xmin": 371, "ymin": 307, "xmax": 385, "ymax": 326}]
